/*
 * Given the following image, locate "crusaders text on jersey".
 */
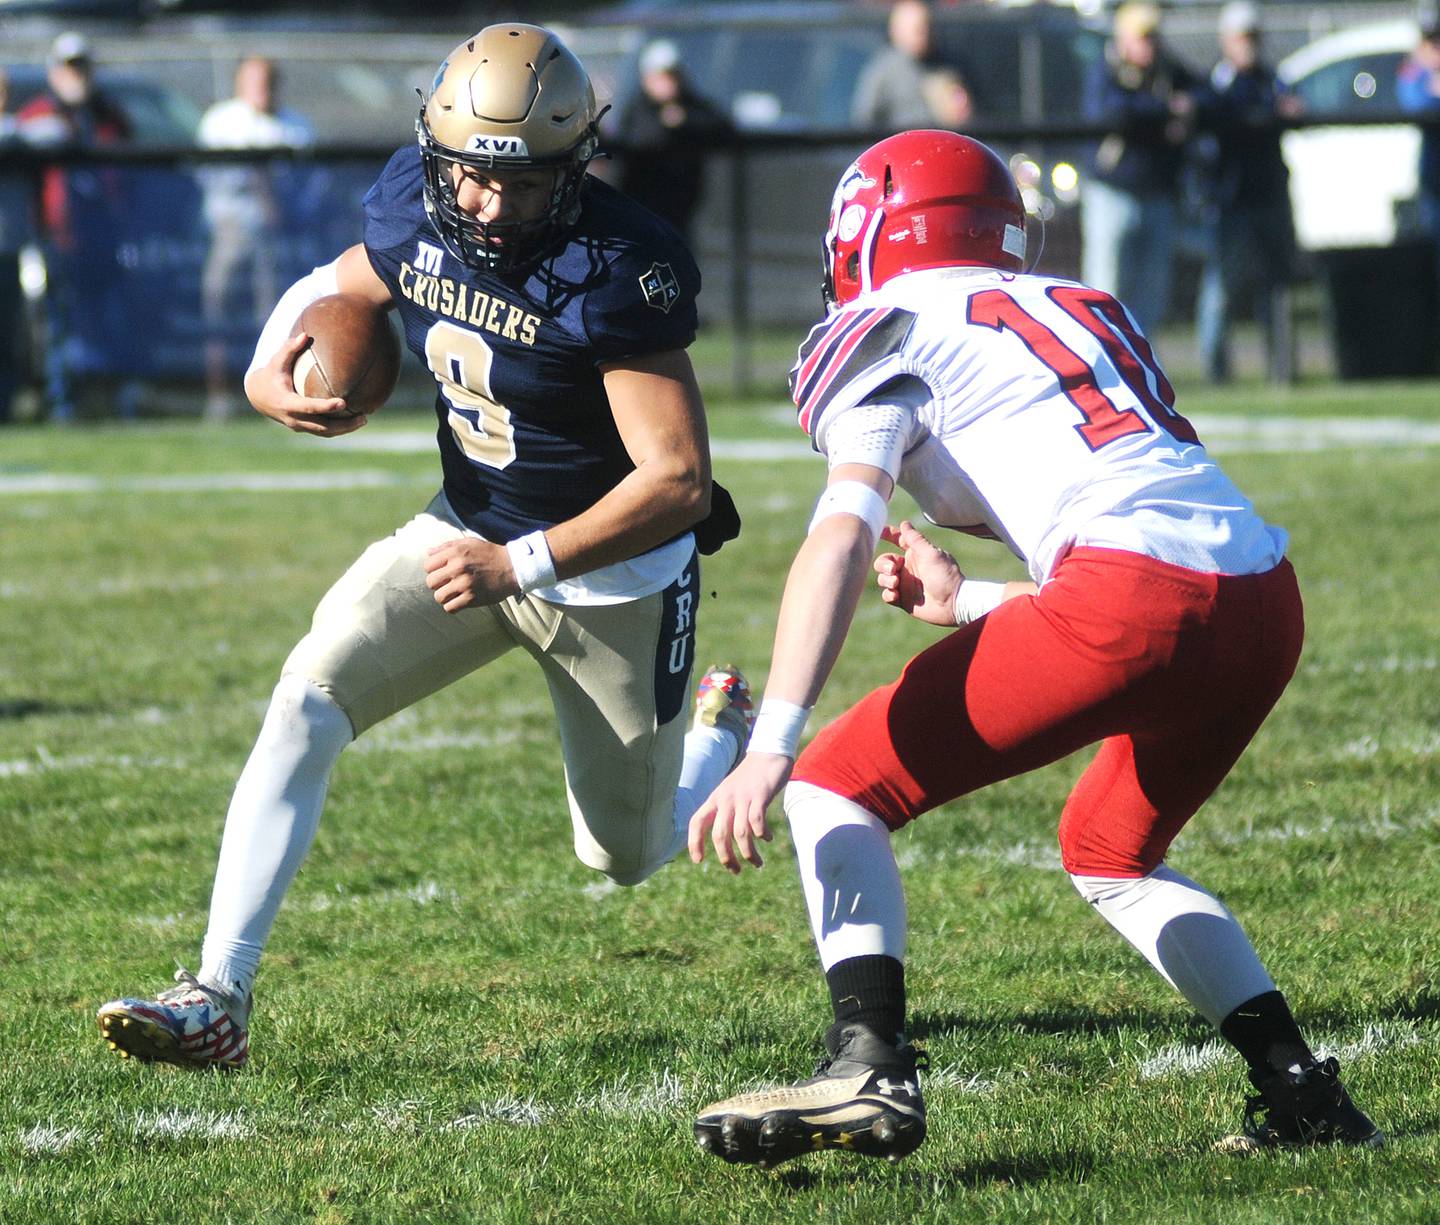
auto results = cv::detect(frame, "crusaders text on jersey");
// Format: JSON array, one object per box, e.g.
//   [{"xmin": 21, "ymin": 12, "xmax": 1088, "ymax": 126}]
[{"xmin": 365, "ymin": 146, "xmax": 701, "ymax": 546}]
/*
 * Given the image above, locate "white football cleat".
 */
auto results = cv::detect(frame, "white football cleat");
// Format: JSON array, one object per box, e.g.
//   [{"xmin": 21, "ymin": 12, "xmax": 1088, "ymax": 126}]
[
  {"xmin": 693, "ymin": 663, "xmax": 754, "ymax": 756},
  {"xmin": 97, "ymin": 968, "xmax": 251, "ymax": 1069}
]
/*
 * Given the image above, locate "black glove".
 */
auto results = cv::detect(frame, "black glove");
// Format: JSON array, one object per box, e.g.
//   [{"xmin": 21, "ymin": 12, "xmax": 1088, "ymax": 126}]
[{"xmin": 693, "ymin": 480, "xmax": 741, "ymax": 556}]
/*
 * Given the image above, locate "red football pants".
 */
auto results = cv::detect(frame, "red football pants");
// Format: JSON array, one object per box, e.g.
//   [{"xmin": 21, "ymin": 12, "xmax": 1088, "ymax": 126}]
[{"xmin": 792, "ymin": 547, "xmax": 1304, "ymax": 877}]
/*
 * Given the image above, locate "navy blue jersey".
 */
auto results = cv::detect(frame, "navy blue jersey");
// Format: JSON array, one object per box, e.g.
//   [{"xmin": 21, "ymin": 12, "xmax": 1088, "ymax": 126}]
[{"xmin": 362, "ymin": 145, "xmax": 701, "ymax": 543}]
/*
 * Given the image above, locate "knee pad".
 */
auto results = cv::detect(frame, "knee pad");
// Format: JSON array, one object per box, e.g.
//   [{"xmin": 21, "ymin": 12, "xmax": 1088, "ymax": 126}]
[
  {"xmin": 574, "ymin": 820, "xmax": 681, "ymax": 889},
  {"xmin": 597, "ymin": 861, "xmax": 657, "ymax": 888},
  {"xmin": 267, "ymin": 673, "xmax": 355, "ymax": 751},
  {"xmin": 582, "ymin": 844, "xmax": 668, "ymax": 888}
]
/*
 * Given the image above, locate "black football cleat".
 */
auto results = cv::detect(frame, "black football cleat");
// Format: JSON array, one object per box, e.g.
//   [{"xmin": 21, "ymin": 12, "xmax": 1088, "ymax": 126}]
[
  {"xmin": 694, "ymin": 1023, "xmax": 928, "ymax": 1168},
  {"xmin": 1220, "ymin": 1056, "xmax": 1385, "ymax": 1152}
]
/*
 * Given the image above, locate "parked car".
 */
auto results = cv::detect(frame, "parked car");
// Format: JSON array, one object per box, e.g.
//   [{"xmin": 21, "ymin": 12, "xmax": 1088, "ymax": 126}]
[
  {"xmin": 1278, "ymin": 19, "xmax": 1421, "ymax": 251},
  {"xmin": 1277, "ymin": 20, "xmax": 1438, "ymax": 379}
]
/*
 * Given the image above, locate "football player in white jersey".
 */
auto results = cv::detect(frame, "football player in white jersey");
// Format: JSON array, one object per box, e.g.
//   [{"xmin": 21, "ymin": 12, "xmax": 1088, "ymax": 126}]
[{"xmin": 688, "ymin": 130, "xmax": 1380, "ymax": 1164}]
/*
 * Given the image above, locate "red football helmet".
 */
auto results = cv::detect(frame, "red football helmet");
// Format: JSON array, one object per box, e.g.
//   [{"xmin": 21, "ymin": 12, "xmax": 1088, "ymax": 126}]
[{"xmin": 822, "ymin": 130, "xmax": 1027, "ymax": 308}]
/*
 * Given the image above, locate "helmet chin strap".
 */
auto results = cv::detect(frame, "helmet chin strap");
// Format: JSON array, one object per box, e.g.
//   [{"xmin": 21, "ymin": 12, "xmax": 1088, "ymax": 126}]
[{"xmin": 1022, "ymin": 208, "xmax": 1047, "ymax": 275}]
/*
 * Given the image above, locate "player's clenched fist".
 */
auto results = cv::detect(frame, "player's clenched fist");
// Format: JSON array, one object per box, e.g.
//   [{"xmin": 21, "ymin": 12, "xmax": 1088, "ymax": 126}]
[{"xmin": 424, "ymin": 538, "xmax": 521, "ymax": 612}]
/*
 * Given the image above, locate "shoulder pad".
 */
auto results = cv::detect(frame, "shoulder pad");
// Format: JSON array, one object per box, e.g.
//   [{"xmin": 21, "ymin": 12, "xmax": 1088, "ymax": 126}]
[{"xmin": 790, "ymin": 307, "xmax": 917, "ymax": 435}]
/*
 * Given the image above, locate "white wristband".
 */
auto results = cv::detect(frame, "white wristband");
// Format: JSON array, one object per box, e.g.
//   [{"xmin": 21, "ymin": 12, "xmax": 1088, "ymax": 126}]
[
  {"xmin": 747, "ymin": 699, "xmax": 813, "ymax": 759},
  {"xmin": 506, "ymin": 530, "xmax": 557, "ymax": 594},
  {"xmin": 953, "ymin": 580, "xmax": 1006, "ymax": 626}
]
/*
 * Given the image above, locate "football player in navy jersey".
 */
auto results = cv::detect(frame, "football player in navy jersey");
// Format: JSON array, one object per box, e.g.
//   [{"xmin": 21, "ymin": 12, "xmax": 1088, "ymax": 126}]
[{"xmin": 95, "ymin": 24, "xmax": 750, "ymax": 1070}]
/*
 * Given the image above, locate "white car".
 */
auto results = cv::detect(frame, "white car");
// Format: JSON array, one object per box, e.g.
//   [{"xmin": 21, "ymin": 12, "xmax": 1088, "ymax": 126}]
[{"xmin": 1278, "ymin": 19, "xmax": 1421, "ymax": 250}]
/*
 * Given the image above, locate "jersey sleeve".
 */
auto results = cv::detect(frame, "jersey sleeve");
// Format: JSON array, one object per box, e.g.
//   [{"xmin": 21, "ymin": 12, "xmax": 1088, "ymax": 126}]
[
  {"xmin": 582, "ymin": 239, "xmax": 700, "ymax": 364},
  {"xmin": 362, "ymin": 146, "xmax": 426, "ymax": 255},
  {"xmin": 789, "ymin": 306, "xmax": 919, "ymax": 440}
]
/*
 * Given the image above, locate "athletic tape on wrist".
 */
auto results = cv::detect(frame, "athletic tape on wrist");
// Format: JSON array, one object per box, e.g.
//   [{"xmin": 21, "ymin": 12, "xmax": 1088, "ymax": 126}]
[
  {"xmin": 953, "ymin": 580, "xmax": 1006, "ymax": 626},
  {"xmin": 506, "ymin": 530, "xmax": 557, "ymax": 594},
  {"xmin": 808, "ymin": 481, "xmax": 888, "ymax": 544},
  {"xmin": 747, "ymin": 699, "xmax": 813, "ymax": 759}
]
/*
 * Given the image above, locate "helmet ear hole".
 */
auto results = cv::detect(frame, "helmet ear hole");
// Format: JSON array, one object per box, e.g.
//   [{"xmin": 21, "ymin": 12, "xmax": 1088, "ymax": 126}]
[{"xmin": 845, "ymin": 251, "xmax": 860, "ymax": 282}]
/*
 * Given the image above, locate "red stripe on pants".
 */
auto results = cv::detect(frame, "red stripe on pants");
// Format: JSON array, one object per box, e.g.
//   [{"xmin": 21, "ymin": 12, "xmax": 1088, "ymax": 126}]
[{"xmin": 791, "ymin": 547, "xmax": 1303, "ymax": 877}]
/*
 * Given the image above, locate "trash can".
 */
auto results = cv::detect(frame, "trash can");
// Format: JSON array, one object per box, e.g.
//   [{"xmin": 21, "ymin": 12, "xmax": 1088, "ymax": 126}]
[{"xmin": 1318, "ymin": 239, "xmax": 1440, "ymax": 379}]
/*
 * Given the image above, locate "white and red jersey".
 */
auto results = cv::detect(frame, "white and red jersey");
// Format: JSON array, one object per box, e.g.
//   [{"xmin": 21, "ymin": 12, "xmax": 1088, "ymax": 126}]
[{"xmin": 790, "ymin": 267, "xmax": 1287, "ymax": 584}]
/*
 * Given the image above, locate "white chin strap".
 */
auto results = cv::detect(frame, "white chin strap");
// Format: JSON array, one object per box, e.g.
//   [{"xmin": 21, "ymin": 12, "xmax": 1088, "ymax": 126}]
[{"xmin": 1021, "ymin": 210, "xmax": 1045, "ymax": 274}]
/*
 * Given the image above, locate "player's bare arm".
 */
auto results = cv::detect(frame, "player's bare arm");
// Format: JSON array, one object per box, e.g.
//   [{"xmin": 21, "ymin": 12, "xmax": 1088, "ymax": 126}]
[
  {"xmin": 423, "ymin": 348, "xmax": 710, "ymax": 613},
  {"xmin": 583, "ymin": 348, "xmax": 713, "ymax": 562},
  {"xmin": 875, "ymin": 520, "xmax": 1036, "ymax": 626},
  {"xmin": 243, "ymin": 244, "xmax": 394, "ymax": 438},
  {"xmin": 690, "ymin": 462, "xmax": 892, "ymax": 873}
]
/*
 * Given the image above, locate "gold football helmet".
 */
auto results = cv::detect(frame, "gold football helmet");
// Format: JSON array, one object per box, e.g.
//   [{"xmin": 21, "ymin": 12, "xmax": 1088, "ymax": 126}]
[{"xmin": 417, "ymin": 23, "xmax": 600, "ymax": 271}]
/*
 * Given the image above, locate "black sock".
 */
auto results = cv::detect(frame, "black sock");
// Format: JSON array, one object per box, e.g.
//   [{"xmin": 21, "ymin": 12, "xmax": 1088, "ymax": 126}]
[
  {"xmin": 1220, "ymin": 990, "xmax": 1314, "ymax": 1076},
  {"xmin": 826, "ymin": 955, "xmax": 906, "ymax": 1046}
]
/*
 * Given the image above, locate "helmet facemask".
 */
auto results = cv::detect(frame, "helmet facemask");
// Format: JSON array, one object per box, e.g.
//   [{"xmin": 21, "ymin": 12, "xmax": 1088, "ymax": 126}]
[{"xmin": 418, "ymin": 118, "xmax": 597, "ymax": 273}]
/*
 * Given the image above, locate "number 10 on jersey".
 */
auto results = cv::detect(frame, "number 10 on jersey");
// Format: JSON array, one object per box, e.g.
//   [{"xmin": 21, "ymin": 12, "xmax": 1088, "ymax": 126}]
[{"xmin": 967, "ymin": 286, "xmax": 1199, "ymax": 451}]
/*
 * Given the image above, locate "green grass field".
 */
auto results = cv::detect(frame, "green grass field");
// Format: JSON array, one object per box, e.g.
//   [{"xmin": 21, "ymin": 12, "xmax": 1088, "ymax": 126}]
[{"xmin": 3, "ymin": 379, "xmax": 1439, "ymax": 1222}]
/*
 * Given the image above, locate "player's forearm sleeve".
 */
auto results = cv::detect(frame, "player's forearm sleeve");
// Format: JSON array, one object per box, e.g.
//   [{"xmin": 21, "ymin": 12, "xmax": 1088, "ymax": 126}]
[{"xmin": 246, "ymin": 259, "xmax": 342, "ymax": 377}]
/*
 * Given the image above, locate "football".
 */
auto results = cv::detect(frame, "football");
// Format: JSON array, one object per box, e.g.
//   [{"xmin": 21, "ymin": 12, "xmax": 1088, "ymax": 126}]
[{"xmin": 291, "ymin": 293, "xmax": 402, "ymax": 417}]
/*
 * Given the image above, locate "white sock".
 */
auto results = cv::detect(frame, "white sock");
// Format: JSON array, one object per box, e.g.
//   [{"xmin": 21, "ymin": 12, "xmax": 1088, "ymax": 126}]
[
  {"xmin": 1071, "ymin": 865, "xmax": 1277, "ymax": 1026},
  {"xmin": 785, "ymin": 781, "xmax": 907, "ymax": 971},
  {"xmin": 669, "ymin": 723, "xmax": 742, "ymax": 851},
  {"xmin": 199, "ymin": 675, "xmax": 352, "ymax": 999}
]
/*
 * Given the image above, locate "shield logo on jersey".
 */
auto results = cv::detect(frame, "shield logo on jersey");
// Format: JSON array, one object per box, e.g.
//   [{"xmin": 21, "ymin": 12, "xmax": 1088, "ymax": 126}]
[{"xmin": 638, "ymin": 262, "xmax": 680, "ymax": 314}]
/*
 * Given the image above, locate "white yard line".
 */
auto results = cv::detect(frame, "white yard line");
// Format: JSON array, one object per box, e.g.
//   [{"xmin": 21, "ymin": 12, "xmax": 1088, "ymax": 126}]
[
  {"xmin": 1190, "ymin": 413, "xmax": 1440, "ymax": 452},
  {"xmin": 132, "ymin": 1108, "xmax": 253, "ymax": 1142},
  {"xmin": 0, "ymin": 750, "xmax": 185, "ymax": 778},
  {"xmin": 0, "ymin": 470, "xmax": 428, "ymax": 496},
  {"xmin": 1138, "ymin": 1021, "xmax": 1429, "ymax": 1080},
  {"xmin": 2, "ymin": 565, "xmax": 299, "ymax": 600},
  {"xmin": 2, "ymin": 414, "xmax": 1436, "ymax": 500},
  {"xmin": 892, "ymin": 801, "xmax": 1438, "ymax": 876},
  {"xmin": 19, "ymin": 1110, "xmax": 251, "ymax": 1156},
  {"xmin": 20, "ymin": 1122, "xmax": 91, "ymax": 1155},
  {"xmin": 323, "ymin": 414, "xmax": 1440, "ymax": 459},
  {"xmin": 304, "ymin": 879, "xmax": 461, "ymax": 913}
]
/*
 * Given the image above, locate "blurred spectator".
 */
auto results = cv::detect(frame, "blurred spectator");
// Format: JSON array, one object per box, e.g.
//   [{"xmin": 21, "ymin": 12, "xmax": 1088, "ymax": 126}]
[
  {"xmin": 198, "ymin": 57, "xmax": 314, "ymax": 421},
  {"xmin": 613, "ymin": 40, "xmax": 734, "ymax": 250},
  {"xmin": 852, "ymin": 0, "xmax": 974, "ymax": 130},
  {"xmin": 16, "ymin": 32, "xmax": 136, "ymax": 422},
  {"xmin": 1195, "ymin": 1, "xmax": 1301, "ymax": 384},
  {"xmin": 1398, "ymin": 14, "xmax": 1440, "ymax": 263},
  {"xmin": 0, "ymin": 67, "xmax": 35, "ymax": 424},
  {"xmin": 1081, "ymin": 1, "xmax": 1198, "ymax": 337}
]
